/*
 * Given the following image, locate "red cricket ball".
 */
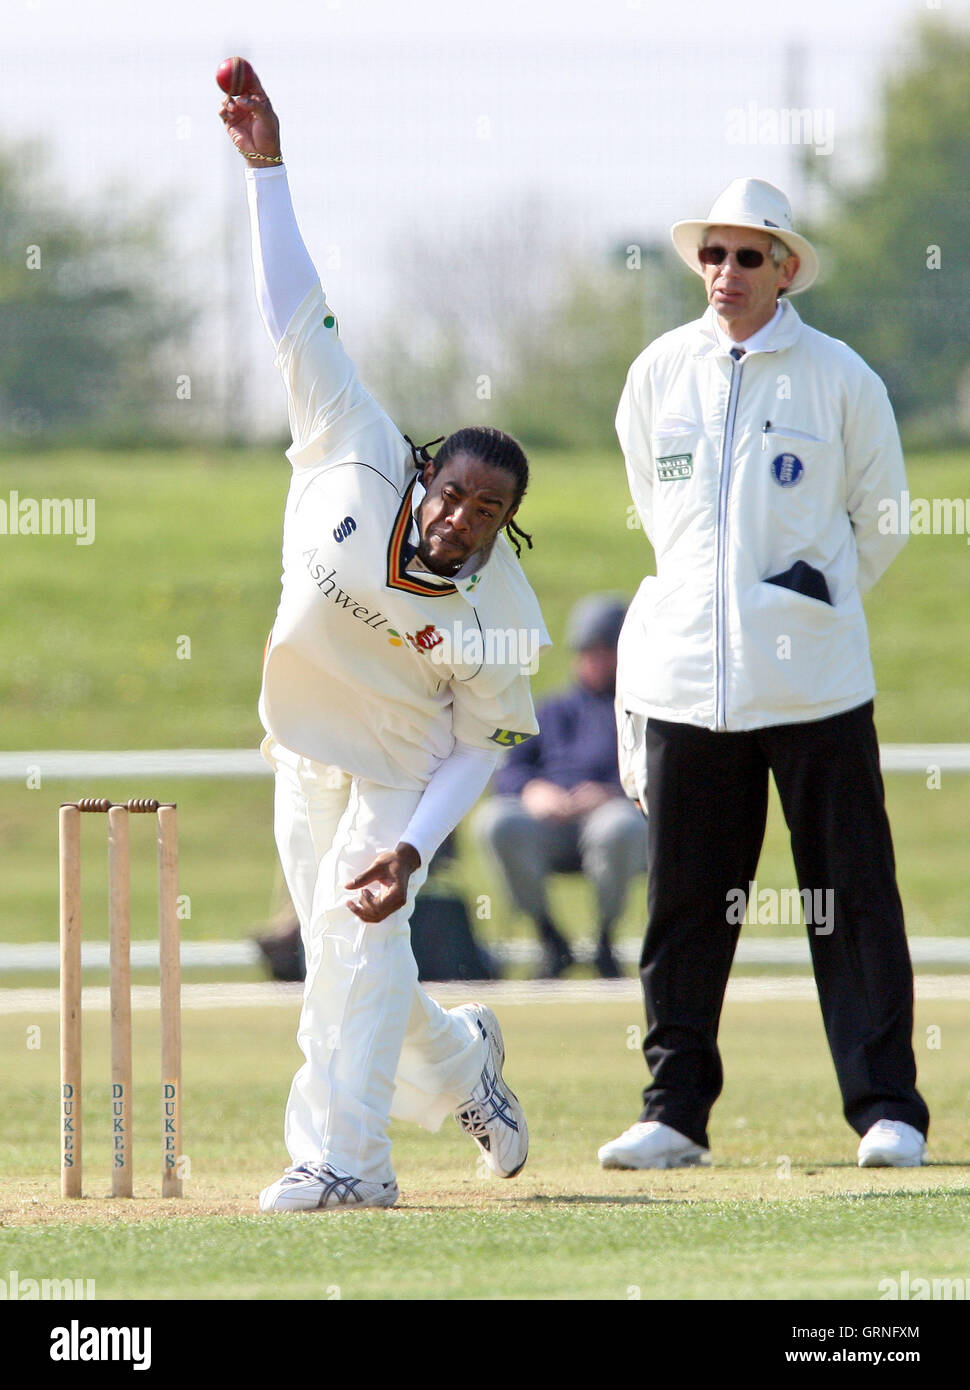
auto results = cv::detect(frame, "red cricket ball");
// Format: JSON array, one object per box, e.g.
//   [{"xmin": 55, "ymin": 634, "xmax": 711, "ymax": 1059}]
[{"xmin": 216, "ymin": 57, "xmax": 256, "ymax": 97}]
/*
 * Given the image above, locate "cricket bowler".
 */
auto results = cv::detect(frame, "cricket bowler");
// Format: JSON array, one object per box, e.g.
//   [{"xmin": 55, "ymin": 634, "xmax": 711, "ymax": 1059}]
[{"xmin": 219, "ymin": 63, "xmax": 549, "ymax": 1212}]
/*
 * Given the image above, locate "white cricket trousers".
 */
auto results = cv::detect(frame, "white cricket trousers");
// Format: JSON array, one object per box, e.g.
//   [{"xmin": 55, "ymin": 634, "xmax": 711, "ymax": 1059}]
[{"xmin": 264, "ymin": 737, "xmax": 485, "ymax": 1182}]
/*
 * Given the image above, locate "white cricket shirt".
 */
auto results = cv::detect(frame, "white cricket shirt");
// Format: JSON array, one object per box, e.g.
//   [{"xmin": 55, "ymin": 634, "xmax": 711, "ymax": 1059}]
[{"xmin": 259, "ymin": 282, "xmax": 549, "ymax": 790}]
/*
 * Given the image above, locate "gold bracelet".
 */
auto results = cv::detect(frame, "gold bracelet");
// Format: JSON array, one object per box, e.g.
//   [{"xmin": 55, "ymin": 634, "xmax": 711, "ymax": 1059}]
[{"xmin": 244, "ymin": 151, "xmax": 284, "ymax": 164}]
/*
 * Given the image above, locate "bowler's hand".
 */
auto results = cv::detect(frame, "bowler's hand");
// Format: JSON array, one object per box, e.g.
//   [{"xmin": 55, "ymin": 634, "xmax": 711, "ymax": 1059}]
[
  {"xmin": 219, "ymin": 69, "xmax": 282, "ymax": 163},
  {"xmin": 345, "ymin": 843, "xmax": 421, "ymax": 923}
]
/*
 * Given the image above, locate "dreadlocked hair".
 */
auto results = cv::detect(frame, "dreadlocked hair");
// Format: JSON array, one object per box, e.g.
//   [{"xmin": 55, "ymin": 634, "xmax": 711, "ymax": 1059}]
[
  {"xmin": 403, "ymin": 434, "xmax": 445, "ymax": 467},
  {"xmin": 424, "ymin": 425, "xmax": 535, "ymax": 559}
]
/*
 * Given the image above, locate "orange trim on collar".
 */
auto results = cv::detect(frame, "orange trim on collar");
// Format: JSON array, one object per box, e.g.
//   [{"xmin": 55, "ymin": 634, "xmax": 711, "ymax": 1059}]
[{"xmin": 386, "ymin": 477, "xmax": 458, "ymax": 597}]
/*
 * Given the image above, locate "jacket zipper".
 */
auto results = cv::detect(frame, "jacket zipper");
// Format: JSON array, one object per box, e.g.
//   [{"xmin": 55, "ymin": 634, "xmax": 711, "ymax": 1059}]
[{"xmin": 715, "ymin": 356, "xmax": 744, "ymax": 729}]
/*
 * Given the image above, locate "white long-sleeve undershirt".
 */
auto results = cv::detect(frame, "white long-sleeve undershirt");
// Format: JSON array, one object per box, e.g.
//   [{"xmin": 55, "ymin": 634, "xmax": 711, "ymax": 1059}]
[
  {"xmin": 399, "ymin": 741, "xmax": 500, "ymax": 867},
  {"xmin": 245, "ymin": 164, "xmax": 318, "ymax": 347}
]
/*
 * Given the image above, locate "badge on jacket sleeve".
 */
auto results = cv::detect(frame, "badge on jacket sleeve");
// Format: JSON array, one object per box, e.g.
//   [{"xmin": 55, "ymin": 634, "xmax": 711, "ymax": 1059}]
[{"xmin": 771, "ymin": 453, "xmax": 804, "ymax": 487}]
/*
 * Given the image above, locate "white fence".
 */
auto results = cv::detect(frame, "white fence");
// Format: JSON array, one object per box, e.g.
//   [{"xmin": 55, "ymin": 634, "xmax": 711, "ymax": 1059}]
[{"xmin": 1, "ymin": 746, "xmax": 969, "ymax": 781}]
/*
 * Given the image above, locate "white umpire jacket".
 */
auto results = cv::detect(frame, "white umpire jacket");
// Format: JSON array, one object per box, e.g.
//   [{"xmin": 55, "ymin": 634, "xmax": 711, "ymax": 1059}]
[{"xmin": 615, "ymin": 298, "xmax": 908, "ymax": 739}]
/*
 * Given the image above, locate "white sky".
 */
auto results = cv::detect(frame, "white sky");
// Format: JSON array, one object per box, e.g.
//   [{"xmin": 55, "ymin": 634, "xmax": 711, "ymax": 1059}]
[
  {"xmin": 2, "ymin": 0, "xmax": 965, "ymax": 432},
  {"xmin": 1, "ymin": 0, "xmax": 951, "ymax": 42}
]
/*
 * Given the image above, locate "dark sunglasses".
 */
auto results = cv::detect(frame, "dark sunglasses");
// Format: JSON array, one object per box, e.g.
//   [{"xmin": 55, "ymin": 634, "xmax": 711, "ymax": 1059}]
[{"xmin": 698, "ymin": 245, "xmax": 768, "ymax": 269}]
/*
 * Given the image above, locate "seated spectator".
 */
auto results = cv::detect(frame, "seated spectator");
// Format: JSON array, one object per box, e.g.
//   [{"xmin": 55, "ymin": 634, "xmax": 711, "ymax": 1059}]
[{"xmin": 475, "ymin": 595, "xmax": 647, "ymax": 978}]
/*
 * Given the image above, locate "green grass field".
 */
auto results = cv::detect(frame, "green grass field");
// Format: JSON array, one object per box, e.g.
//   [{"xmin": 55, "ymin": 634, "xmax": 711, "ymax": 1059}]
[
  {"xmin": 1, "ymin": 447, "xmax": 969, "ymax": 744},
  {"xmin": 2, "ymin": 771, "xmax": 970, "ymax": 957},
  {"xmin": 2, "ymin": 996, "xmax": 969, "ymax": 1301},
  {"xmin": 0, "ymin": 448, "xmax": 968, "ymax": 947},
  {"xmin": 1, "ymin": 447, "xmax": 968, "ymax": 1308}
]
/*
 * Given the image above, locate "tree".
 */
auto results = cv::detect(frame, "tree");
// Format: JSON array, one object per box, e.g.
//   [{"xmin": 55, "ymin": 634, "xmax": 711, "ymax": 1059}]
[
  {"xmin": 497, "ymin": 242, "xmax": 692, "ymax": 449},
  {"xmin": 0, "ymin": 143, "xmax": 191, "ymax": 445},
  {"xmin": 364, "ymin": 206, "xmax": 690, "ymax": 451},
  {"xmin": 802, "ymin": 18, "xmax": 970, "ymax": 435}
]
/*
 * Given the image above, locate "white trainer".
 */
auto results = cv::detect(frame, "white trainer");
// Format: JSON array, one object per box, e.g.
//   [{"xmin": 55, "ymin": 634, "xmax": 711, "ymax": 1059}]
[
  {"xmin": 258, "ymin": 1162, "xmax": 399, "ymax": 1212},
  {"xmin": 451, "ymin": 1003, "xmax": 529, "ymax": 1178},
  {"xmin": 598, "ymin": 1120, "xmax": 710, "ymax": 1170},
  {"xmin": 857, "ymin": 1120, "xmax": 926, "ymax": 1168}
]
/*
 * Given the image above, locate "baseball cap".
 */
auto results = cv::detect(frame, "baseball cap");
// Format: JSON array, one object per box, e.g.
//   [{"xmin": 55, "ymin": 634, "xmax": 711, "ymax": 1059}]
[{"xmin": 566, "ymin": 594, "xmax": 628, "ymax": 652}]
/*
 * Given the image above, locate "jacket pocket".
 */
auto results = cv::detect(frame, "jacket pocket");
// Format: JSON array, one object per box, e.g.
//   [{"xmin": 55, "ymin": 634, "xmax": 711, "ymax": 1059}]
[
  {"xmin": 729, "ymin": 581, "xmax": 873, "ymax": 720},
  {"xmin": 653, "ymin": 416, "xmax": 699, "ymax": 435},
  {"xmin": 651, "ymin": 424, "xmax": 699, "ymax": 483},
  {"xmin": 618, "ymin": 573, "xmax": 714, "ymax": 717},
  {"xmin": 764, "ymin": 560, "xmax": 832, "ymax": 605},
  {"xmin": 761, "ymin": 423, "xmax": 828, "ymax": 449}
]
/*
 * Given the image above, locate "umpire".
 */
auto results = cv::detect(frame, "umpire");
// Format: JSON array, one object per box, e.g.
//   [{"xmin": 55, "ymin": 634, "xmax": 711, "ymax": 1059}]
[{"xmin": 599, "ymin": 178, "xmax": 929, "ymax": 1171}]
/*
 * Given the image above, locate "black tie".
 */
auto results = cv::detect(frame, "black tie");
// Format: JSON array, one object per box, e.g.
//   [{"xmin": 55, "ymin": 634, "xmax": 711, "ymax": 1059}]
[{"xmin": 730, "ymin": 346, "xmax": 745, "ymax": 361}]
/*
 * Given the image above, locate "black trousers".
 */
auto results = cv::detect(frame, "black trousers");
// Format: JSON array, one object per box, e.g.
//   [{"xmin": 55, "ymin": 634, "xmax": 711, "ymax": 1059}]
[{"xmin": 639, "ymin": 701, "xmax": 929, "ymax": 1148}]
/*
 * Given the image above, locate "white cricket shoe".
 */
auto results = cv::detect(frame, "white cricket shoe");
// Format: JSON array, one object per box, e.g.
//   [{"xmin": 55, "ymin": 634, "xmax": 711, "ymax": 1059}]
[
  {"xmin": 857, "ymin": 1120, "xmax": 926, "ymax": 1168},
  {"xmin": 452, "ymin": 1003, "xmax": 529, "ymax": 1178},
  {"xmin": 258, "ymin": 1162, "xmax": 399, "ymax": 1212},
  {"xmin": 598, "ymin": 1120, "xmax": 710, "ymax": 1170}
]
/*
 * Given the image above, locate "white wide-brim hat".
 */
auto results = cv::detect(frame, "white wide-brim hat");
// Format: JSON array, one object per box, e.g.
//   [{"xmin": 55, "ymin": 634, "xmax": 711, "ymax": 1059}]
[{"xmin": 671, "ymin": 177, "xmax": 819, "ymax": 294}]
